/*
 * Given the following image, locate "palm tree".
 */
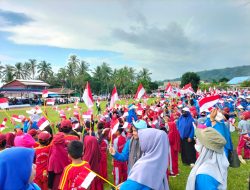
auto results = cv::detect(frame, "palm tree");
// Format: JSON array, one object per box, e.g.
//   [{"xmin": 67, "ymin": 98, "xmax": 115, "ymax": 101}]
[
  {"xmin": 23, "ymin": 62, "xmax": 31, "ymax": 79},
  {"xmin": 13, "ymin": 62, "xmax": 25, "ymax": 79},
  {"xmin": 138, "ymin": 68, "xmax": 152, "ymax": 82},
  {"xmin": 37, "ymin": 61, "xmax": 52, "ymax": 81},
  {"xmin": 57, "ymin": 67, "xmax": 68, "ymax": 87},
  {"xmin": 2, "ymin": 64, "xmax": 14, "ymax": 82},
  {"xmin": 78, "ymin": 60, "xmax": 89, "ymax": 75},
  {"xmin": 28, "ymin": 59, "xmax": 37, "ymax": 79},
  {"xmin": 0, "ymin": 62, "xmax": 4, "ymax": 79}
]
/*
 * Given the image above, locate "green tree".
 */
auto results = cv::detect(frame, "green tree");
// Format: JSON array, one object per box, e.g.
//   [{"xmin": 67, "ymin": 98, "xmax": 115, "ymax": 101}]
[
  {"xmin": 181, "ymin": 72, "xmax": 200, "ymax": 92},
  {"xmin": 37, "ymin": 61, "xmax": 52, "ymax": 81},
  {"xmin": 28, "ymin": 59, "xmax": 37, "ymax": 79},
  {"xmin": 2, "ymin": 64, "xmax": 14, "ymax": 82},
  {"xmin": 240, "ymin": 80, "xmax": 250, "ymax": 87},
  {"xmin": 13, "ymin": 62, "xmax": 26, "ymax": 79},
  {"xmin": 23, "ymin": 62, "xmax": 31, "ymax": 79}
]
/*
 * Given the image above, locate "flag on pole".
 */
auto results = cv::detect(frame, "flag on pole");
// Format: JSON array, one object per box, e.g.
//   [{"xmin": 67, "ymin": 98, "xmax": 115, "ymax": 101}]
[
  {"xmin": 165, "ymin": 82, "xmax": 172, "ymax": 93},
  {"xmin": 46, "ymin": 98, "xmax": 55, "ymax": 106},
  {"xmin": 80, "ymin": 169, "xmax": 97, "ymax": 189},
  {"xmin": 110, "ymin": 86, "xmax": 119, "ymax": 108},
  {"xmin": 82, "ymin": 82, "xmax": 94, "ymax": 108},
  {"xmin": 199, "ymin": 95, "xmax": 220, "ymax": 112},
  {"xmin": 37, "ymin": 116, "xmax": 50, "ymax": 130},
  {"xmin": 111, "ymin": 120, "xmax": 120, "ymax": 135},
  {"xmin": 0, "ymin": 118, "xmax": 7, "ymax": 131},
  {"xmin": 82, "ymin": 110, "xmax": 93, "ymax": 120},
  {"xmin": 42, "ymin": 89, "xmax": 49, "ymax": 98},
  {"xmin": 0, "ymin": 98, "xmax": 9, "ymax": 109},
  {"xmin": 181, "ymin": 83, "xmax": 194, "ymax": 94},
  {"xmin": 135, "ymin": 83, "xmax": 146, "ymax": 100},
  {"xmin": 12, "ymin": 115, "xmax": 25, "ymax": 123}
]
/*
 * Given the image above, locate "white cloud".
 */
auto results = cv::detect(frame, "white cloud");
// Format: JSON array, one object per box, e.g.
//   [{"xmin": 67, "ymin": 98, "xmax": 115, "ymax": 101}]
[{"xmin": 1, "ymin": 0, "xmax": 250, "ymax": 80}]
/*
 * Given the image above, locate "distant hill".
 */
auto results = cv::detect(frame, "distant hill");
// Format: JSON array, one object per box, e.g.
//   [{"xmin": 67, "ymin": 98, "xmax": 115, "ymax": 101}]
[{"xmin": 163, "ymin": 65, "xmax": 250, "ymax": 82}]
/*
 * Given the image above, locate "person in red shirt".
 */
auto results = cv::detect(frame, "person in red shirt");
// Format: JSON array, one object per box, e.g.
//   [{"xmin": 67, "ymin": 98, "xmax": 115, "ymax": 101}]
[
  {"xmin": 113, "ymin": 127, "xmax": 127, "ymax": 186},
  {"xmin": 96, "ymin": 122, "xmax": 109, "ymax": 179},
  {"xmin": 60, "ymin": 119, "xmax": 79, "ymax": 146},
  {"xmin": 59, "ymin": 141, "xmax": 94, "ymax": 190},
  {"xmin": 83, "ymin": 136, "xmax": 103, "ymax": 190},
  {"xmin": 167, "ymin": 121, "xmax": 180, "ymax": 177},
  {"xmin": 48, "ymin": 132, "xmax": 70, "ymax": 190},
  {"xmin": 34, "ymin": 131, "xmax": 52, "ymax": 190}
]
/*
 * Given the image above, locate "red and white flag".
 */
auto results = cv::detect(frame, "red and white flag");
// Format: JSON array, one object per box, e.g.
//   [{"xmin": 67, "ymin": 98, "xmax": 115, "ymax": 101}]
[
  {"xmin": 80, "ymin": 168, "xmax": 97, "ymax": 189},
  {"xmin": 181, "ymin": 83, "xmax": 194, "ymax": 94},
  {"xmin": 110, "ymin": 86, "xmax": 119, "ymax": 108},
  {"xmin": 111, "ymin": 119, "xmax": 120, "ymax": 135},
  {"xmin": 66, "ymin": 106, "xmax": 71, "ymax": 111},
  {"xmin": 135, "ymin": 83, "xmax": 146, "ymax": 100},
  {"xmin": 82, "ymin": 82, "xmax": 94, "ymax": 108},
  {"xmin": 165, "ymin": 82, "xmax": 173, "ymax": 93},
  {"xmin": 82, "ymin": 110, "xmax": 93, "ymax": 120},
  {"xmin": 0, "ymin": 98, "xmax": 9, "ymax": 109},
  {"xmin": 199, "ymin": 95, "xmax": 220, "ymax": 112},
  {"xmin": 0, "ymin": 118, "xmax": 7, "ymax": 131},
  {"xmin": 42, "ymin": 89, "xmax": 49, "ymax": 98},
  {"xmin": 35, "ymin": 106, "xmax": 43, "ymax": 114},
  {"xmin": 12, "ymin": 115, "xmax": 25, "ymax": 123},
  {"xmin": 47, "ymin": 98, "xmax": 55, "ymax": 106},
  {"xmin": 37, "ymin": 116, "xmax": 50, "ymax": 130}
]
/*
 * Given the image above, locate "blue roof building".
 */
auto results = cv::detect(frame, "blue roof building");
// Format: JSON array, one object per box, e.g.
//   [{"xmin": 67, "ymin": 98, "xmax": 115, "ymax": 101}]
[{"xmin": 227, "ymin": 76, "xmax": 250, "ymax": 85}]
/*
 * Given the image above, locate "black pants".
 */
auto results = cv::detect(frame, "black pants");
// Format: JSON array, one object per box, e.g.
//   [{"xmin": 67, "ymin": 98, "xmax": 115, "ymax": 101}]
[{"xmin": 180, "ymin": 138, "xmax": 196, "ymax": 165}]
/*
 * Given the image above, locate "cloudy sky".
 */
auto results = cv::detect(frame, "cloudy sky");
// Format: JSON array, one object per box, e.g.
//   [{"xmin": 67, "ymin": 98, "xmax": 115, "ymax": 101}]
[{"xmin": 1, "ymin": 0, "xmax": 250, "ymax": 80}]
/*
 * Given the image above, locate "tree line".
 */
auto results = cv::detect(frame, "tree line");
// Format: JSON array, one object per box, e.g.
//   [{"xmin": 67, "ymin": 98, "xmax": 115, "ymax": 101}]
[{"xmin": 0, "ymin": 55, "xmax": 159, "ymax": 95}]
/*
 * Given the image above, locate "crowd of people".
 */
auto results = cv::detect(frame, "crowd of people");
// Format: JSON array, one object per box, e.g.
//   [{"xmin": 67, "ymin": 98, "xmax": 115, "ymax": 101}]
[{"xmin": 0, "ymin": 91, "xmax": 250, "ymax": 190}]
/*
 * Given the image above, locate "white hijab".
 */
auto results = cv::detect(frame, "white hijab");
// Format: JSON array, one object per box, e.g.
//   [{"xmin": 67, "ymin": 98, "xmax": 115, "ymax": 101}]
[{"xmin": 186, "ymin": 147, "xmax": 229, "ymax": 190}]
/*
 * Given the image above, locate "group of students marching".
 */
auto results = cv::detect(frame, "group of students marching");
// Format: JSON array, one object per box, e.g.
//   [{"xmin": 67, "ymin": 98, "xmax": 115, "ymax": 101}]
[{"xmin": 0, "ymin": 92, "xmax": 250, "ymax": 190}]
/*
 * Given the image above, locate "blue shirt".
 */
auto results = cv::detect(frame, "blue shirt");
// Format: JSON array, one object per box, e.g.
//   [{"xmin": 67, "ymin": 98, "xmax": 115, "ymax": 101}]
[
  {"xmin": 195, "ymin": 174, "xmax": 219, "ymax": 190},
  {"xmin": 113, "ymin": 139, "xmax": 130, "ymax": 162},
  {"xmin": 210, "ymin": 121, "xmax": 233, "ymax": 158},
  {"xmin": 120, "ymin": 179, "xmax": 151, "ymax": 190}
]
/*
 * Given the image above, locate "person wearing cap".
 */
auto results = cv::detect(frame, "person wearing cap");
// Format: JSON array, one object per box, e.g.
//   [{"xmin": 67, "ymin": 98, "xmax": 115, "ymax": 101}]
[
  {"xmin": 60, "ymin": 119, "xmax": 79, "ymax": 146},
  {"xmin": 177, "ymin": 107, "xmax": 196, "ymax": 166},
  {"xmin": 0, "ymin": 133, "xmax": 6, "ymax": 151},
  {"xmin": 186, "ymin": 127, "xmax": 229, "ymax": 190},
  {"xmin": 34, "ymin": 131, "xmax": 52, "ymax": 189},
  {"xmin": 236, "ymin": 112, "xmax": 250, "ymax": 164},
  {"xmin": 109, "ymin": 119, "xmax": 147, "ymax": 173},
  {"xmin": 209, "ymin": 109, "xmax": 233, "ymax": 158}
]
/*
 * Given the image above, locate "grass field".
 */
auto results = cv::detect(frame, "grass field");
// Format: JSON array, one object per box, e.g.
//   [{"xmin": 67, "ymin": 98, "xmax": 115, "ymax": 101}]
[{"xmin": 0, "ymin": 99, "xmax": 249, "ymax": 190}]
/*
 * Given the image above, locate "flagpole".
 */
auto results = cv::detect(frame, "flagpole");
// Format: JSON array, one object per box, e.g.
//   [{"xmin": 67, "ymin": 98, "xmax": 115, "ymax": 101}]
[{"xmin": 83, "ymin": 166, "xmax": 117, "ymax": 189}]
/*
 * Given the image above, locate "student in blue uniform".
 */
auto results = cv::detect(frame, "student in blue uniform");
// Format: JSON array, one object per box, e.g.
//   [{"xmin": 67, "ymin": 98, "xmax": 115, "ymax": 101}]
[{"xmin": 186, "ymin": 127, "xmax": 229, "ymax": 190}]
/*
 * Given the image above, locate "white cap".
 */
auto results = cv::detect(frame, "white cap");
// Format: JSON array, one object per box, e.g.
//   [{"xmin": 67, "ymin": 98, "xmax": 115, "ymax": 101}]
[{"xmin": 182, "ymin": 107, "xmax": 190, "ymax": 112}]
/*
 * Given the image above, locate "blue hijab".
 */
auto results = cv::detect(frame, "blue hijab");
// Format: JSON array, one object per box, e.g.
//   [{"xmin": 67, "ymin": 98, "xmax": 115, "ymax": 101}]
[
  {"xmin": 0, "ymin": 147, "xmax": 35, "ymax": 190},
  {"xmin": 177, "ymin": 112, "xmax": 194, "ymax": 139}
]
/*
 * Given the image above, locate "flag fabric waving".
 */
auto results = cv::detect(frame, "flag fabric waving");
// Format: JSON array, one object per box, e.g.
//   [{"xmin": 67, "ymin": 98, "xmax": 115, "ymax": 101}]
[
  {"xmin": 80, "ymin": 169, "xmax": 97, "ymax": 189},
  {"xmin": 0, "ymin": 118, "xmax": 7, "ymax": 131},
  {"xmin": 111, "ymin": 119, "xmax": 120, "ymax": 135},
  {"xmin": 82, "ymin": 82, "xmax": 94, "ymax": 108},
  {"xmin": 135, "ymin": 83, "xmax": 146, "ymax": 100},
  {"xmin": 165, "ymin": 82, "xmax": 173, "ymax": 93},
  {"xmin": 199, "ymin": 95, "xmax": 220, "ymax": 112},
  {"xmin": 42, "ymin": 90, "xmax": 49, "ymax": 98},
  {"xmin": 110, "ymin": 86, "xmax": 119, "ymax": 108},
  {"xmin": 0, "ymin": 98, "xmax": 9, "ymax": 109},
  {"xmin": 181, "ymin": 83, "xmax": 194, "ymax": 94},
  {"xmin": 37, "ymin": 116, "xmax": 50, "ymax": 130}
]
